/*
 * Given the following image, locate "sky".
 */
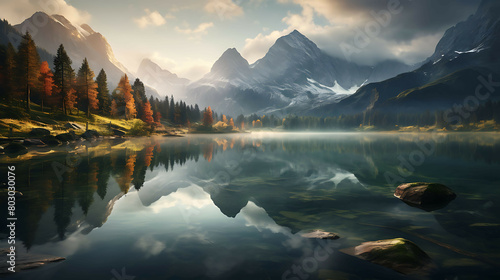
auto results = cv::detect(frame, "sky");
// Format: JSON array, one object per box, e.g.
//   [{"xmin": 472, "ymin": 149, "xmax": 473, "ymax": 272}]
[{"xmin": 0, "ymin": 0, "xmax": 482, "ymax": 81}]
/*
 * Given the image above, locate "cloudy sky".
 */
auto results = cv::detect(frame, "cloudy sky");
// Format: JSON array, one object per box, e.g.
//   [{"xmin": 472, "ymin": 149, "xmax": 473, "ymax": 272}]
[{"xmin": 1, "ymin": 0, "xmax": 481, "ymax": 80}]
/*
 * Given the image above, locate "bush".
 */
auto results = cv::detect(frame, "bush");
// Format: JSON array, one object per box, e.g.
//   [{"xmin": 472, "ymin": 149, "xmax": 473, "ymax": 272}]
[{"xmin": 127, "ymin": 119, "xmax": 150, "ymax": 136}]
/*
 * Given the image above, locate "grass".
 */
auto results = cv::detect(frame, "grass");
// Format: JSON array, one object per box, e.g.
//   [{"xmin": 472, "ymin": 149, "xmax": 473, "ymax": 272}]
[{"xmin": 0, "ymin": 102, "xmax": 150, "ymax": 138}]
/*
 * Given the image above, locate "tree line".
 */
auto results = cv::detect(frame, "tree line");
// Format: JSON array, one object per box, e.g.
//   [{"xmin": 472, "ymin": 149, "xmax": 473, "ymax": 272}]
[{"xmin": 0, "ymin": 32, "xmax": 210, "ymax": 127}]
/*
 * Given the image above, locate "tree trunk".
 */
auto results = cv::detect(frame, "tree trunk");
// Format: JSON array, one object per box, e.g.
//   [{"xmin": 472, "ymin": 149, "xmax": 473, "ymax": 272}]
[{"xmin": 26, "ymin": 84, "xmax": 30, "ymax": 113}]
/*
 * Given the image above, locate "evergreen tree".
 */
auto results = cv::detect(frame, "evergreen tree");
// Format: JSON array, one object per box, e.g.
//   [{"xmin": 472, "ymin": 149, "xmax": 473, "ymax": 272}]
[
  {"xmin": 16, "ymin": 32, "xmax": 40, "ymax": 112},
  {"xmin": 132, "ymin": 78, "xmax": 146, "ymax": 118},
  {"xmin": 96, "ymin": 69, "xmax": 110, "ymax": 115},
  {"xmin": 169, "ymin": 95, "xmax": 175, "ymax": 122},
  {"xmin": 76, "ymin": 58, "xmax": 98, "ymax": 117},
  {"xmin": 0, "ymin": 43, "xmax": 16, "ymax": 103},
  {"xmin": 53, "ymin": 44, "xmax": 75, "ymax": 115}
]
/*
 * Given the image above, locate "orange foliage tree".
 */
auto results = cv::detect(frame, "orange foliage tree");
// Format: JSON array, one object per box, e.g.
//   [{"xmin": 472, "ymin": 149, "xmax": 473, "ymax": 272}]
[
  {"xmin": 116, "ymin": 74, "xmax": 136, "ymax": 119},
  {"xmin": 203, "ymin": 106, "xmax": 213, "ymax": 127},
  {"xmin": 141, "ymin": 101, "xmax": 154, "ymax": 125},
  {"xmin": 229, "ymin": 118, "xmax": 234, "ymax": 127},
  {"xmin": 38, "ymin": 61, "xmax": 54, "ymax": 112}
]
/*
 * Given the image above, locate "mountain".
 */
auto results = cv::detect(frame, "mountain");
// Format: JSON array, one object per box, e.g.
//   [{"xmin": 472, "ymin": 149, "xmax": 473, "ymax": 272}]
[
  {"xmin": 0, "ymin": 19, "xmax": 54, "ymax": 68},
  {"xmin": 136, "ymin": 58, "xmax": 189, "ymax": 97},
  {"xmin": 313, "ymin": 0, "xmax": 500, "ymax": 116},
  {"xmin": 12, "ymin": 12, "xmax": 159, "ymax": 98},
  {"xmin": 186, "ymin": 30, "xmax": 413, "ymax": 116}
]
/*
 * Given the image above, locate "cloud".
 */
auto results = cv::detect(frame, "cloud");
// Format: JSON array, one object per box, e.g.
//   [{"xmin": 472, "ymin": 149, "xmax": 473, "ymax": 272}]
[
  {"xmin": 0, "ymin": 0, "xmax": 91, "ymax": 25},
  {"xmin": 204, "ymin": 0, "xmax": 244, "ymax": 20},
  {"xmin": 175, "ymin": 22, "xmax": 214, "ymax": 35},
  {"xmin": 245, "ymin": 0, "xmax": 480, "ymax": 65},
  {"xmin": 134, "ymin": 9, "xmax": 171, "ymax": 28}
]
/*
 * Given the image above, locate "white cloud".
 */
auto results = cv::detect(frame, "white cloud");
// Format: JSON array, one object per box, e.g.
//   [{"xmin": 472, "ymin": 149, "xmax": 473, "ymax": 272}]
[
  {"xmin": 204, "ymin": 0, "xmax": 244, "ymax": 20},
  {"xmin": 242, "ymin": 30, "xmax": 289, "ymax": 63},
  {"xmin": 0, "ymin": 0, "xmax": 91, "ymax": 25},
  {"xmin": 175, "ymin": 22, "xmax": 214, "ymax": 35},
  {"xmin": 134, "ymin": 9, "xmax": 171, "ymax": 29}
]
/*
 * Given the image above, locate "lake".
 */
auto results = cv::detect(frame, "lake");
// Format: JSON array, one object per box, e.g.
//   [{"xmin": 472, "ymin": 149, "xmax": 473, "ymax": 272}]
[{"xmin": 1, "ymin": 132, "xmax": 500, "ymax": 279}]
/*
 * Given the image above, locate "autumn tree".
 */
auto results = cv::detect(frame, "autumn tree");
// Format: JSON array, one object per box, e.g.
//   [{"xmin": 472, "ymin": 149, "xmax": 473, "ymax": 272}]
[
  {"xmin": 76, "ymin": 58, "xmax": 98, "ymax": 117},
  {"xmin": 96, "ymin": 69, "xmax": 110, "ymax": 116},
  {"xmin": 115, "ymin": 74, "xmax": 136, "ymax": 119},
  {"xmin": 141, "ymin": 100, "xmax": 154, "ymax": 125},
  {"xmin": 222, "ymin": 114, "xmax": 228, "ymax": 124},
  {"xmin": 203, "ymin": 106, "xmax": 213, "ymax": 127},
  {"xmin": 53, "ymin": 44, "xmax": 76, "ymax": 115},
  {"xmin": 38, "ymin": 61, "xmax": 54, "ymax": 112},
  {"xmin": 229, "ymin": 118, "xmax": 234, "ymax": 127},
  {"xmin": 16, "ymin": 32, "xmax": 40, "ymax": 112},
  {"xmin": 110, "ymin": 99, "xmax": 119, "ymax": 117}
]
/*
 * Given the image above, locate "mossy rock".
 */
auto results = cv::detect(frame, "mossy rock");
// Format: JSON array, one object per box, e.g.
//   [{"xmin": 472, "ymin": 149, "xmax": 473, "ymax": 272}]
[
  {"xmin": 41, "ymin": 136, "xmax": 62, "ymax": 146},
  {"xmin": 394, "ymin": 182, "xmax": 456, "ymax": 211},
  {"xmin": 80, "ymin": 130, "xmax": 101, "ymax": 139},
  {"xmin": 56, "ymin": 131, "xmax": 78, "ymax": 142},
  {"xmin": 112, "ymin": 129, "xmax": 126, "ymax": 137},
  {"xmin": 341, "ymin": 238, "xmax": 434, "ymax": 276},
  {"xmin": 29, "ymin": 128, "xmax": 51, "ymax": 137}
]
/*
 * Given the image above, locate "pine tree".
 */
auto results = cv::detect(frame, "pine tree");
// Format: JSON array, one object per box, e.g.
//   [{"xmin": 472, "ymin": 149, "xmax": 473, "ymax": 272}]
[
  {"xmin": 53, "ymin": 44, "xmax": 75, "ymax": 115},
  {"xmin": 38, "ymin": 61, "xmax": 54, "ymax": 112},
  {"xmin": 169, "ymin": 95, "xmax": 175, "ymax": 122},
  {"xmin": 16, "ymin": 32, "xmax": 40, "ymax": 112},
  {"xmin": 96, "ymin": 69, "xmax": 110, "ymax": 115},
  {"xmin": 0, "ymin": 43, "xmax": 16, "ymax": 103},
  {"xmin": 116, "ymin": 74, "xmax": 136, "ymax": 120},
  {"xmin": 132, "ymin": 78, "xmax": 146, "ymax": 119},
  {"xmin": 76, "ymin": 58, "xmax": 98, "ymax": 118}
]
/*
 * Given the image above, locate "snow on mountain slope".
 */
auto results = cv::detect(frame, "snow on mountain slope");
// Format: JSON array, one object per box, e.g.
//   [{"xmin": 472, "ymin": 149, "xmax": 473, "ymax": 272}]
[{"xmin": 186, "ymin": 30, "xmax": 412, "ymax": 116}]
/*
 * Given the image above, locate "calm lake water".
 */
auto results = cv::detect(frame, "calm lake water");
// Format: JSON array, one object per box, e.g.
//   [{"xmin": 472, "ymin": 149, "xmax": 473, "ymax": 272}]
[{"xmin": 1, "ymin": 132, "xmax": 500, "ymax": 280}]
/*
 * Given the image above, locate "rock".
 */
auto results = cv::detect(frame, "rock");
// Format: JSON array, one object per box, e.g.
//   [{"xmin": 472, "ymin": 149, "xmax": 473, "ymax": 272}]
[
  {"xmin": 301, "ymin": 229, "xmax": 340, "ymax": 240},
  {"xmin": 22, "ymin": 138, "xmax": 46, "ymax": 146},
  {"xmin": 0, "ymin": 248, "xmax": 64, "ymax": 274},
  {"xmin": 56, "ymin": 131, "xmax": 78, "ymax": 142},
  {"xmin": 41, "ymin": 136, "xmax": 62, "ymax": 146},
  {"xmin": 80, "ymin": 130, "xmax": 100, "ymax": 139},
  {"xmin": 28, "ymin": 128, "xmax": 50, "ymax": 137},
  {"xmin": 112, "ymin": 129, "xmax": 126, "ymax": 137},
  {"xmin": 394, "ymin": 182, "xmax": 456, "ymax": 211},
  {"xmin": 341, "ymin": 238, "xmax": 434, "ymax": 276},
  {"xmin": 4, "ymin": 142, "xmax": 28, "ymax": 154},
  {"xmin": 64, "ymin": 122, "xmax": 82, "ymax": 130}
]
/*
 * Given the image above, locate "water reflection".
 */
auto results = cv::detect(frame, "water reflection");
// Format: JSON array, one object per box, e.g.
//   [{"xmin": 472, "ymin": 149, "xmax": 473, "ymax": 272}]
[{"xmin": 1, "ymin": 133, "xmax": 500, "ymax": 279}]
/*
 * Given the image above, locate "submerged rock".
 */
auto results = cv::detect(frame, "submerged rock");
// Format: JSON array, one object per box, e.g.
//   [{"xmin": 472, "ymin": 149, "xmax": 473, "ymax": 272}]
[
  {"xmin": 4, "ymin": 142, "xmax": 28, "ymax": 154},
  {"xmin": 341, "ymin": 238, "xmax": 434, "ymax": 276},
  {"xmin": 0, "ymin": 248, "xmax": 64, "ymax": 274},
  {"xmin": 23, "ymin": 138, "xmax": 46, "ymax": 146},
  {"xmin": 394, "ymin": 182, "xmax": 456, "ymax": 211},
  {"xmin": 28, "ymin": 128, "xmax": 50, "ymax": 137},
  {"xmin": 301, "ymin": 229, "xmax": 340, "ymax": 240}
]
